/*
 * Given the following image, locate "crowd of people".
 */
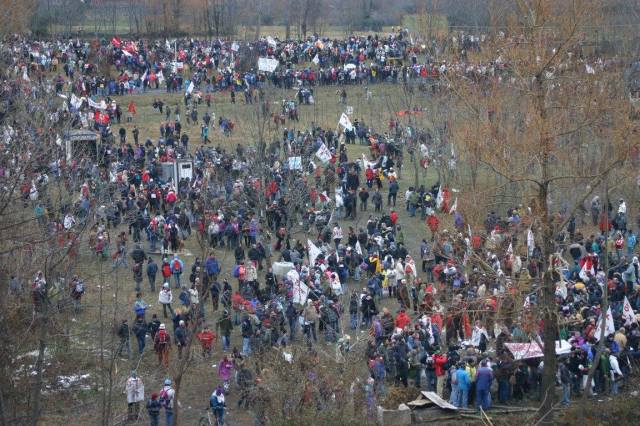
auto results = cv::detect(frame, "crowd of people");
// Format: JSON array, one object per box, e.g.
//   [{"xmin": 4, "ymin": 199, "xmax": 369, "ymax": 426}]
[{"xmin": 3, "ymin": 28, "xmax": 639, "ymax": 426}]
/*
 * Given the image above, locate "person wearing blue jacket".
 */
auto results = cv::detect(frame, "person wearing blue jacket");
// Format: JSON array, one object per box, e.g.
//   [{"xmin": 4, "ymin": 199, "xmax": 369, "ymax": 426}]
[
  {"xmin": 205, "ymin": 253, "xmax": 221, "ymax": 280},
  {"xmin": 455, "ymin": 363, "xmax": 471, "ymax": 408},
  {"xmin": 475, "ymin": 360, "xmax": 493, "ymax": 411}
]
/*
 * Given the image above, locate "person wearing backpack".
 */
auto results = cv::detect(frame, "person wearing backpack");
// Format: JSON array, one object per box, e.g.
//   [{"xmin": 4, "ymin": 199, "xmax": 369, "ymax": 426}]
[
  {"xmin": 146, "ymin": 393, "xmax": 161, "ymax": 426},
  {"xmin": 117, "ymin": 319, "xmax": 131, "ymax": 359},
  {"xmin": 154, "ymin": 323, "xmax": 172, "ymax": 368},
  {"xmin": 159, "ymin": 379, "xmax": 176, "ymax": 426},
  {"xmin": 69, "ymin": 276, "xmax": 85, "ymax": 313},
  {"xmin": 161, "ymin": 259, "xmax": 172, "ymax": 283},
  {"xmin": 210, "ymin": 385, "xmax": 226, "ymax": 425},
  {"xmin": 170, "ymin": 255, "xmax": 184, "ymax": 289}
]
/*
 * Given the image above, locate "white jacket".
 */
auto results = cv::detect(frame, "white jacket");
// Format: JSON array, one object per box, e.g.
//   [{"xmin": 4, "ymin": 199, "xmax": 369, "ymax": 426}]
[
  {"xmin": 158, "ymin": 289, "xmax": 173, "ymax": 304},
  {"xmin": 188, "ymin": 288, "xmax": 199, "ymax": 305},
  {"xmin": 125, "ymin": 377, "xmax": 144, "ymax": 403},
  {"xmin": 610, "ymin": 354, "xmax": 623, "ymax": 379}
]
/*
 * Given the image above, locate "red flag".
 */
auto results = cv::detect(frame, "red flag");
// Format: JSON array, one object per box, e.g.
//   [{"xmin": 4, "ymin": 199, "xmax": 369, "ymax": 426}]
[
  {"xmin": 123, "ymin": 42, "xmax": 138, "ymax": 55},
  {"xmin": 111, "ymin": 37, "xmax": 121, "ymax": 48}
]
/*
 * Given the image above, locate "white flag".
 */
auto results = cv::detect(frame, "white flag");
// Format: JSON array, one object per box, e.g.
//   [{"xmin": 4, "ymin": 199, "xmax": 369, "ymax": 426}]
[
  {"xmin": 88, "ymin": 98, "xmax": 107, "ymax": 110},
  {"xmin": 157, "ymin": 70, "xmax": 165, "ymax": 84},
  {"xmin": 308, "ymin": 239, "xmax": 322, "ymax": 266},
  {"xmin": 622, "ymin": 297, "xmax": 637, "ymax": 325},
  {"xmin": 361, "ymin": 154, "xmax": 376, "ymax": 170},
  {"xmin": 527, "ymin": 229, "xmax": 535, "ymax": 257},
  {"xmin": 257, "ymin": 57, "xmax": 279, "ymax": 72},
  {"xmin": 585, "ymin": 64, "xmax": 595, "ymax": 74},
  {"xmin": 594, "ymin": 307, "xmax": 615, "ymax": 341},
  {"xmin": 449, "ymin": 197, "xmax": 458, "ymax": 214},
  {"xmin": 338, "ymin": 113, "xmax": 353, "ymax": 131},
  {"xmin": 165, "ymin": 39, "xmax": 171, "ymax": 50},
  {"xmin": 231, "ymin": 42, "xmax": 240, "ymax": 52},
  {"xmin": 141, "ymin": 70, "xmax": 148, "ymax": 81},
  {"xmin": 186, "ymin": 81, "xmax": 194, "ymax": 94},
  {"xmin": 70, "ymin": 94, "xmax": 84, "ymax": 110},
  {"xmin": 22, "ymin": 68, "xmax": 30, "ymax": 82},
  {"xmin": 312, "ymin": 54, "xmax": 320, "ymax": 65},
  {"xmin": 292, "ymin": 281, "xmax": 309, "ymax": 305},
  {"xmin": 436, "ymin": 185, "xmax": 443, "ymax": 209},
  {"xmin": 355, "ymin": 240, "xmax": 363, "ymax": 256},
  {"xmin": 315, "ymin": 143, "xmax": 332, "ymax": 163}
]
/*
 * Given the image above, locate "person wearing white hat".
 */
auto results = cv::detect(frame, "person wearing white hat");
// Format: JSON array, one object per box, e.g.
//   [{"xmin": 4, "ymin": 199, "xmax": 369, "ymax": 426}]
[
  {"xmin": 159, "ymin": 378, "xmax": 175, "ymax": 425},
  {"xmin": 158, "ymin": 282, "xmax": 173, "ymax": 318},
  {"xmin": 154, "ymin": 324, "xmax": 171, "ymax": 368}
]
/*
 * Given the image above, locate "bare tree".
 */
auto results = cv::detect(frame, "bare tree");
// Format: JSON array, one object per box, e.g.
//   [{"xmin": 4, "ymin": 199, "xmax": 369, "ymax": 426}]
[{"xmin": 449, "ymin": 0, "xmax": 635, "ymax": 419}]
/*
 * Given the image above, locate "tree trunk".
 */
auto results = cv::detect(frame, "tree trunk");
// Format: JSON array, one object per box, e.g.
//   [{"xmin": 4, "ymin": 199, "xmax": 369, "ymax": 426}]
[
  {"xmin": 29, "ymin": 319, "xmax": 47, "ymax": 426},
  {"xmin": 285, "ymin": 0, "xmax": 291, "ymax": 41},
  {"xmin": 536, "ymin": 74, "xmax": 556, "ymax": 421}
]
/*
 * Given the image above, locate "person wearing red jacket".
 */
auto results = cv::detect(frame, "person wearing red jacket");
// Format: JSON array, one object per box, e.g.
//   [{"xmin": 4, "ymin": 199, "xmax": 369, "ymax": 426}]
[
  {"xmin": 196, "ymin": 325, "xmax": 217, "ymax": 358},
  {"xmin": 395, "ymin": 309, "xmax": 411, "ymax": 330},
  {"xmin": 427, "ymin": 214, "xmax": 439, "ymax": 240},
  {"xmin": 433, "ymin": 351, "xmax": 448, "ymax": 397},
  {"xmin": 390, "ymin": 210, "xmax": 398, "ymax": 226}
]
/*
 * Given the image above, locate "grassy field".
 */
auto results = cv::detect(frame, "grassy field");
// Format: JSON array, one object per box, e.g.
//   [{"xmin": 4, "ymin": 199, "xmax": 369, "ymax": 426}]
[{"xmin": 36, "ymin": 82, "xmax": 450, "ymax": 424}]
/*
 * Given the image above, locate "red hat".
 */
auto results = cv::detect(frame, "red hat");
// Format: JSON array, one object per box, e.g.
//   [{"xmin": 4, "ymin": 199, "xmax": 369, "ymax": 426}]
[{"xmin": 151, "ymin": 393, "xmax": 158, "ymax": 400}]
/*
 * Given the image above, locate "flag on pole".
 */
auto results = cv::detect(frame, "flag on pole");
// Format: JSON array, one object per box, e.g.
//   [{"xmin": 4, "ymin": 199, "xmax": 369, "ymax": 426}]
[
  {"xmin": 308, "ymin": 239, "xmax": 322, "ymax": 266},
  {"xmin": 70, "ymin": 94, "xmax": 83, "ymax": 110},
  {"xmin": 315, "ymin": 143, "xmax": 332, "ymax": 163},
  {"xmin": 449, "ymin": 197, "xmax": 458, "ymax": 214},
  {"xmin": 186, "ymin": 81, "xmax": 194, "ymax": 94},
  {"xmin": 594, "ymin": 307, "xmax": 615, "ymax": 341},
  {"xmin": 157, "ymin": 70, "xmax": 165, "ymax": 84},
  {"xmin": 436, "ymin": 185, "xmax": 443, "ymax": 209},
  {"xmin": 338, "ymin": 113, "xmax": 353, "ymax": 131},
  {"xmin": 355, "ymin": 241, "xmax": 363, "ymax": 256},
  {"xmin": 292, "ymin": 281, "xmax": 309, "ymax": 305},
  {"xmin": 527, "ymin": 229, "xmax": 535, "ymax": 257},
  {"xmin": 622, "ymin": 297, "xmax": 637, "ymax": 325},
  {"xmin": 312, "ymin": 54, "xmax": 320, "ymax": 65},
  {"xmin": 579, "ymin": 256, "xmax": 596, "ymax": 281}
]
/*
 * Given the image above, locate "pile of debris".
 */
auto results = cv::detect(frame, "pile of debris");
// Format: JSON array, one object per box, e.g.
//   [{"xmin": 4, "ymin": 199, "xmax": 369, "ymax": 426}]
[{"xmin": 378, "ymin": 391, "xmax": 537, "ymax": 425}]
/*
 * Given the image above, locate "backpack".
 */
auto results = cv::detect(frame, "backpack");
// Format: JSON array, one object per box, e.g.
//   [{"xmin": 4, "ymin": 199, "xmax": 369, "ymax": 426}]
[
  {"xmin": 172, "ymin": 259, "xmax": 182, "ymax": 273},
  {"xmin": 157, "ymin": 329, "xmax": 169, "ymax": 346},
  {"xmin": 159, "ymin": 388, "xmax": 172, "ymax": 408},
  {"xmin": 74, "ymin": 281, "xmax": 85, "ymax": 294},
  {"xmin": 162, "ymin": 264, "xmax": 172, "ymax": 277}
]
